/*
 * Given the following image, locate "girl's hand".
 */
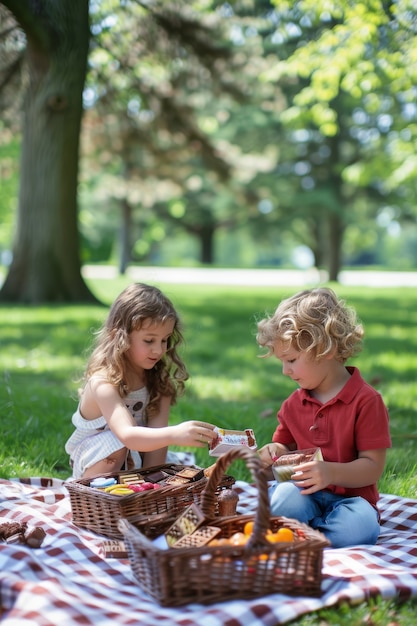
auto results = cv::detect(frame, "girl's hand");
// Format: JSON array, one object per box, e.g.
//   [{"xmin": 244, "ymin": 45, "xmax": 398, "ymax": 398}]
[{"xmin": 173, "ymin": 421, "xmax": 217, "ymax": 448}]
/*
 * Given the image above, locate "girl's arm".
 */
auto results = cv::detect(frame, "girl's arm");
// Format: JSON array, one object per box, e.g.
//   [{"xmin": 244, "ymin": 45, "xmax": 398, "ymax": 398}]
[
  {"xmin": 141, "ymin": 395, "xmax": 171, "ymax": 468},
  {"xmin": 84, "ymin": 378, "xmax": 216, "ymax": 451}
]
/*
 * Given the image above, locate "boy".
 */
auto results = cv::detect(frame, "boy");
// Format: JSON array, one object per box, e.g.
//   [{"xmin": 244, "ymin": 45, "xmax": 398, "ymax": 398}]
[{"xmin": 257, "ymin": 288, "xmax": 391, "ymax": 547}]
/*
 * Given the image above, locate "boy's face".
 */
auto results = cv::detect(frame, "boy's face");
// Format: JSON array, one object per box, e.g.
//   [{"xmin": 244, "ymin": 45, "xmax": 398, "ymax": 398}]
[{"xmin": 272, "ymin": 339, "xmax": 333, "ymax": 391}]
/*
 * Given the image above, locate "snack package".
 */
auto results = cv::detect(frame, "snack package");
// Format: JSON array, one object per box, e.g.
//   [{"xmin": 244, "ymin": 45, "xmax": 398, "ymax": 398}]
[
  {"xmin": 272, "ymin": 447, "xmax": 323, "ymax": 482},
  {"xmin": 209, "ymin": 427, "xmax": 257, "ymax": 457}
]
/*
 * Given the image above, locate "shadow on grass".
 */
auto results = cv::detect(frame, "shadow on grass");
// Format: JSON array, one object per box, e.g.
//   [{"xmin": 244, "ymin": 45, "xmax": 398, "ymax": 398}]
[{"xmin": 1, "ymin": 285, "xmax": 417, "ymax": 483}]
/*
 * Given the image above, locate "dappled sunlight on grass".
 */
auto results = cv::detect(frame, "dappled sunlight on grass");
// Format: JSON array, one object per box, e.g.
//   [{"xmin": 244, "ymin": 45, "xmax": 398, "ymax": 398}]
[
  {"xmin": 1, "ymin": 282, "xmax": 417, "ymax": 487},
  {"xmin": 187, "ymin": 376, "xmax": 250, "ymax": 399}
]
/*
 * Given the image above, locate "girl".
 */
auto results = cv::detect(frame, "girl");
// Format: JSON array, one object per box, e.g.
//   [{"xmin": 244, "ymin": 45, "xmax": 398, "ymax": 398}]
[
  {"xmin": 65, "ymin": 283, "xmax": 216, "ymax": 479},
  {"xmin": 257, "ymin": 287, "xmax": 391, "ymax": 548}
]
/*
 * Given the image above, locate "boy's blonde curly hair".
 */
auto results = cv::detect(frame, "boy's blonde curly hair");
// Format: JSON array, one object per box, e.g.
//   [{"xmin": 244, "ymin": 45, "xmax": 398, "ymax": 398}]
[{"xmin": 256, "ymin": 287, "xmax": 363, "ymax": 363}]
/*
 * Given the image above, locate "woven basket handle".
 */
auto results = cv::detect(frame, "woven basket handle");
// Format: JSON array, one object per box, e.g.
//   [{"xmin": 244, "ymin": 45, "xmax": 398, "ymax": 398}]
[{"xmin": 201, "ymin": 447, "xmax": 271, "ymax": 547}]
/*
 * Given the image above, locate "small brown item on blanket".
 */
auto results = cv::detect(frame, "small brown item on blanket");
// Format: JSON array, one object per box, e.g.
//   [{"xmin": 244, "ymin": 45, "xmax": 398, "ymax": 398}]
[
  {"xmin": 0, "ymin": 520, "xmax": 27, "ymax": 537},
  {"xmin": 102, "ymin": 539, "xmax": 128, "ymax": 558},
  {"xmin": 5, "ymin": 533, "xmax": 23, "ymax": 545},
  {"xmin": 0, "ymin": 521, "xmax": 46, "ymax": 548},
  {"xmin": 25, "ymin": 526, "xmax": 47, "ymax": 548}
]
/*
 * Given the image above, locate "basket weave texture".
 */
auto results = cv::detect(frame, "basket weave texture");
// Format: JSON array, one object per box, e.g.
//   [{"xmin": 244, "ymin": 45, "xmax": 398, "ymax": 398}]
[
  {"xmin": 66, "ymin": 463, "xmax": 233, "ymax": 539},
  {"xmin": 119, "ymin": 447, "xmax": 330, "ymax": 606}
]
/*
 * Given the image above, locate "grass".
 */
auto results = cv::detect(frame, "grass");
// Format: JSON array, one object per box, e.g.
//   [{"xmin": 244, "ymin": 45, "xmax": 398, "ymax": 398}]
[{"xmin": 1, "ymin": 276, "xmax": 417, "ymax": 623}]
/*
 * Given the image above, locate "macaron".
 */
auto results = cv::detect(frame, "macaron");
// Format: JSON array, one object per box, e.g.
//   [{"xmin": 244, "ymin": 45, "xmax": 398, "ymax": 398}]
[{"xmin": 90, "ymin": 477, "xmax": 117, "ymax": 488}]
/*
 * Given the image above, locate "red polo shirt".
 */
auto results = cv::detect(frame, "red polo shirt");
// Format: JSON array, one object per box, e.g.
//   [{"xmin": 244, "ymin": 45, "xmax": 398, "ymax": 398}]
[{"xmin": 272, "ymin": 366, "xmax": 392, "ymax": 507}]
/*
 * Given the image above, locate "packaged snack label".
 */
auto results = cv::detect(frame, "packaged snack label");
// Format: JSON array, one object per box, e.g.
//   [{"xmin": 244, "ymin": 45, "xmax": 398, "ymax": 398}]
[
  {"xmin": 209, "ymin": 427, "xmax": 257, "ymax": 457},
  {"xmin": 272, "ymin": 447, "xmax": 323, "ymax": 482}
]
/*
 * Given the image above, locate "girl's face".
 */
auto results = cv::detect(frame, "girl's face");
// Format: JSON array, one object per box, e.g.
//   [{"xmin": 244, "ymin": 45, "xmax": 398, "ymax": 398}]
[
  {"xmin": 273, "ymin": 339, "xmax": 332, "ymax": 391},
  {"xmin": 127, "ymin": 318, "xmax": 175, "ymax": 370}
]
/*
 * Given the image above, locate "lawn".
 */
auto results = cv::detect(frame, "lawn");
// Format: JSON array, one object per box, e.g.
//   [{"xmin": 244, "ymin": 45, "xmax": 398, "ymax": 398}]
[{"xmin": 1, "ymin": 276, "xmax": 417, "ymax": 623}]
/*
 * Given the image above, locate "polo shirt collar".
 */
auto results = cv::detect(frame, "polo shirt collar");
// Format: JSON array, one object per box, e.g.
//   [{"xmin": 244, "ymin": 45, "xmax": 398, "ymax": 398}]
[{"xmin": 300, "ymin": 366, "xmax": 363, "ymax": 406}]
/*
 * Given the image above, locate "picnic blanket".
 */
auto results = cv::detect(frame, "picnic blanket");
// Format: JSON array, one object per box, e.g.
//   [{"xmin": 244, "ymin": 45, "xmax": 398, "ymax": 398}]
[{"xmin": 1, "ymin": 477, "xmax": 417, "ymax": 626}]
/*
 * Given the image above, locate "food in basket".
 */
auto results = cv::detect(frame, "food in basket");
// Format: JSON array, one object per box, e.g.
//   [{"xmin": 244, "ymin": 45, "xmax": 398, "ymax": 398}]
[
  {"xmin": 269, "ymin": 527, "xmax": 294, "ymax": 543},
  {"xmin": 66, "ymin": 461, "xmax": 235, "ymax": 540},
  {"xmin": 171, "ymin": 526, "xmax": 221, "ymax": 549},
  {"xmin": 89, "ymin": 480, "xmax": 161, "ymax": 496},
  {"xmin": 208, "ymin": 524, "xmax": 295, "ymax": 547},
  {"xmin": 209, "ymin": 427, "xmax": 257, "ymax": 457},
  {"xmin": 217, "ymin": 487, "xmax": 239, "ymax": 516},
  {"xmin": 144, "ymin": 470, "xmax": 171, "ymax": 483},
  {"xmin": 126, "ymin": 482, "xmax": 160, "ymax": 492},
  {"xmin": 272, "ymin": 447, "xmax": 323, "ymax": 482},
  {"xmin": 104, "ymin": 486, "xmax": 136, "ymax": 496},
  {"xmin": 118, "ymin": 447, "xmax": 330, "ymax": 606},
  {"xmin": 165, "ymin": 503, "xmax": 205, "ymax": 546},
  {"xmin": 119, "ymin": 473, "xmax": 144, "ymax": 485},
  {"xmin": 88, "ymin": 468, "xmax": 203, "ymax": 494},
  {"xmin": 89, "ymin": 476, "xmax": 117, "ymax": 488}
]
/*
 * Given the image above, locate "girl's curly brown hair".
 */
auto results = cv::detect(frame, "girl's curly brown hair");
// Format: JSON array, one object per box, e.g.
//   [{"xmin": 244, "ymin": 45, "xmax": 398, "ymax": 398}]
[
  {"xmin": 256, "ymin": 287, "xmax": 364, "ymax": 363},
  {"xmin": 81, "ymin": 283, "xmax": 189, "ymax": 421}
]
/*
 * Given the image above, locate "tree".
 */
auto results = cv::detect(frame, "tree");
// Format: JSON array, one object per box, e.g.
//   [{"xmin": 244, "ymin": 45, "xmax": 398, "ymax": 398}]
[
  {"xmin": 79, "ymin": 0, "xmax": 275, "ymax": 269},
  {"xmin": 0, "ymin": 0, "xmax": 97, "ymax": 303},
  {"xmin": 261, "ymin": 0, "xmax": 417, "ymax": 280}
]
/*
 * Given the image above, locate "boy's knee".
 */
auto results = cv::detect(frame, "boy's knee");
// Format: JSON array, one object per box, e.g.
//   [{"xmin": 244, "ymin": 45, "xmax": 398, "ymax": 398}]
[{"xmin": 269, "ymin": 482, "xmax": 305, "ymax": 515}]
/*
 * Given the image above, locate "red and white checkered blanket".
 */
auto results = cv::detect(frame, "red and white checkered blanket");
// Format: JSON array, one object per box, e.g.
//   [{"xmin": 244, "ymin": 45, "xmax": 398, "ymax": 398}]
[{"xmin": 1, "ymin": 477, "xmax": 417, "ymax": 625}]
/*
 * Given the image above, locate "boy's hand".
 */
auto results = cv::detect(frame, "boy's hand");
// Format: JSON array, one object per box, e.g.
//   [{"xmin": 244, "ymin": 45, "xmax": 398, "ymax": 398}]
[
  {"xmin": 258, "ymin": 443, "xmax": 285, "ymax": 467},
  {"xmin": 291, "ymin": 460, "xmax": 329, "ymax": 494}
]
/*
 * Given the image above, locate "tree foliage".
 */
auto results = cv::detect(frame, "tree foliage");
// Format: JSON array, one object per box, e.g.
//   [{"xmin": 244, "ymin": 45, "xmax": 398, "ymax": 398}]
[
  {"xmin": 80, "ymin": 0, "xmax": 276, "ymax": 268},
  {"xmin": 258, "ymin": 0, "xmax": 417, "ymax": 277},
  {"xmin": 1, "ymin": 0, "xmax": 417, "ymax": 300}
]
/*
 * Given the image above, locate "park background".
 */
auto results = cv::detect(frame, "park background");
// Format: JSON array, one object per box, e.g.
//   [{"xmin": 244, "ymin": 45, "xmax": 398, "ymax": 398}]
[
  {"xmin": 1, "ymin": 0, "xmax": 417, "ymax": 302},
  {"xmin": 1, "ymin": 2, "xmax": 417, "ymax": 624}
]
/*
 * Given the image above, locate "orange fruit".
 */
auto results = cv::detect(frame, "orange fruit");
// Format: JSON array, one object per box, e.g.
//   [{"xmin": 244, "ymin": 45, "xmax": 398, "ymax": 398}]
[
  {"xmin": 274, "ymin": 527, "xmax": 294, "ymax": 542},
  {"xmin": 243, "ymin": 520, "xmax": 255, "ymax": 536},
  {"xmin": 229, "ymin": 532, "xmax": 249, "ymax": 546}
]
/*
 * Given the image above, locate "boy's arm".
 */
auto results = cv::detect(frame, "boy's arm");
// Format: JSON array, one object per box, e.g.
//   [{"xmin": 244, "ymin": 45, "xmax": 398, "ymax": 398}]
[
  {"xmin": 258, "ymin": 442, "xmax": 290, "ymax": 472},
  {"xmin": 293, "ymin": 448, "xmax": 387, "ymax": 494}
]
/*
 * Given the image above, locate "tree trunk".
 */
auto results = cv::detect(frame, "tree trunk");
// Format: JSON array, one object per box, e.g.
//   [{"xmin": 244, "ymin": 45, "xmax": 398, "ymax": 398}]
[
  {"xmin": 200, "ymin": 226, "xmax": 215, "ymax": 264},
  {"xmin": 0, "ymin": 0, "xmax": 98, "ymax": 303},
  {"xmin": 119, "ymin": 198, "xmax": 132, "ymax": 275},
  {"xmin": 327, "ymin": 212, "xmax": 344, "ymax": 282}
]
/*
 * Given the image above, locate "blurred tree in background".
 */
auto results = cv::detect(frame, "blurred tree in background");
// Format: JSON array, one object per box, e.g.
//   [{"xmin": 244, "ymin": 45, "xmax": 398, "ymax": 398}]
[
  {"xmin": 0, "ymin": 0, "xmax": 94, "ymax": 303},
  {"xmin": 80, "ymin": 0, "xmax": 275, "ymax": 271},
  {"xmin": 259, "ymin": 0, "xmax": 417, "ymax": 280},
  {"xmin": 1, "ymin": 0, "xmax": 416, "ymax": 302}
]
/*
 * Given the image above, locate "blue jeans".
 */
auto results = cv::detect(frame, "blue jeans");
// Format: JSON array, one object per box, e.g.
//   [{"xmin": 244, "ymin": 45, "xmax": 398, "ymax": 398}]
[{"xmin": 268, "ymin": 481, "xmax": 380, "ymax": 548}]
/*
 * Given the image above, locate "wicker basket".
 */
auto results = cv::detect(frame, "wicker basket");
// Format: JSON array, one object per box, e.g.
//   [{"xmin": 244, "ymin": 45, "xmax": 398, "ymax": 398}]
[
  {"xmin": 119, "ymin": 447, "xmax": 330, "ymax": 606},
  {"xmin": 66, "ymin": 463, "xmax": 234, "ymax": 540}
]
